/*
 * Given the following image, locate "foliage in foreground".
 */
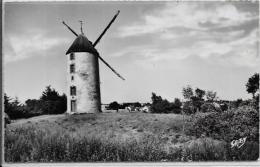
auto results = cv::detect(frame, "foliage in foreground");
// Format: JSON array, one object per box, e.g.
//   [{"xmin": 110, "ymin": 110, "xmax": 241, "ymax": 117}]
[
  {"xmin": 185, "ymin": 105, "xmax": 259, "ymax": 160},
  {"xmin": 187, "ymin": 106, "xmax": 259, "ymax": 141},
  {"xmin": 5, "ymin": 126, "xmax": 170, "ymax": 162},
  {"xmin": 5, "ymin": 123, "xmax": 258, "ymax": 162}
]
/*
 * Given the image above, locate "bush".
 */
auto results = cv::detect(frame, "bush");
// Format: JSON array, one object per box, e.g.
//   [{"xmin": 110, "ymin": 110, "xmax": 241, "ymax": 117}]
[
  {"xmin": 180, "ymin": 137, "xmax": 226, "ymax": 161},
  {"xmin": 219, "ymin": 102, "xmax": 229, "ymax": 111},
  {"xmin": 179, "ymin": 137, "xmax": 259, "ymax": 161},
  {"xmin": 185, "ymin": 105, "xmax": 259, "ymax": 160},
  {"xmin": 200, "ymin": 102, "xmax": 222, "ymax": 113},
  {"xmin": 182, "ymin": 101, "xmax": 196, "ymax": 115},
  {"xmin": 187, "ymin": 106, "xmax": 259, "ymax": 142},
  {"xmin": 225, "ymin": 140, "xmax": 259, "ymax": 161}
]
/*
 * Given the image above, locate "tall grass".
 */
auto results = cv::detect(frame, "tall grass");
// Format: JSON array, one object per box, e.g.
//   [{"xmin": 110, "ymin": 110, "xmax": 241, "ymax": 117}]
[
  {"xmin": 4, "ymin": 125, "xmax": 248, "ymax": 162},
  {"xmin": 5, "ymin": 126, "xmax": 169, "ymax": 162},
  {"xmin": 5, "ymin": 109, "xmax": 258, "ymax": 162}
]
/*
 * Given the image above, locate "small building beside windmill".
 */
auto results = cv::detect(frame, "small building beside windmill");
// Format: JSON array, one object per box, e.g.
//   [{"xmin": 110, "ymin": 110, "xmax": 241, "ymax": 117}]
[{"xmin": 66, "ymin": 34, "xmax": 101, "ymax": 114}]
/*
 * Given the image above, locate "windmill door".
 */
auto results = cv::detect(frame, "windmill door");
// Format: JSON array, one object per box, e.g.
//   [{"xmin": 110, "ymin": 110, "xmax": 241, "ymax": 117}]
[{"xmin": 71, "ymin": 100, "xmax": 76, "ymax": 112}]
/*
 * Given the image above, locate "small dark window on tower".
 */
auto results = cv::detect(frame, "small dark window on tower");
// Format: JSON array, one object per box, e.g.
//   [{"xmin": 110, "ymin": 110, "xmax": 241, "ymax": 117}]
[
  {"xmin": 70, "ymin": 86, "xmax": 76, "ymax": 96},
  {"xmin": 70, "ymin": 64, "xmax": 75, "ymax": 73},
  {"xmin": 71, "ymin": 76, "xmax": 74, "ymax": 81},
  {"xmin": 70, "ymin": 53, "xmax": 75, "ymax": 60},
  {"xmin": 71, "ymin": 100, "xmax": 76, "ymax": 112}
]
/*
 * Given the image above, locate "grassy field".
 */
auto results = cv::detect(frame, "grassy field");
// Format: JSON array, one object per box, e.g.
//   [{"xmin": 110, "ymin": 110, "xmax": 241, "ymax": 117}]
[{"xmin": 5, "ymin": 112, "xmax": 228, "ymax": 162}]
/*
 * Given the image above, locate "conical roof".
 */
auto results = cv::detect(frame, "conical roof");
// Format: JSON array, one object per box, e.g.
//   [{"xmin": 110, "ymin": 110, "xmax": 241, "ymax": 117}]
[{"xmin": 66, "ymin": 34, "xmax": 98, "ymax": 55}]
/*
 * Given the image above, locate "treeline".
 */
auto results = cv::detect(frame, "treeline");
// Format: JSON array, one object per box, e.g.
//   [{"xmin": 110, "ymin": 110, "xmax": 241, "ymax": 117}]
[
  {"xmin": 150, "ymin": 73, "xmax": 259, "ymax": 114},
  {"xmin": 4, "ymin": 86, "xmax": 67, "ymax": 120},
  {"xmin": 150, "ymin": 93, "xmax": 182, "ymax": 114},
  {"xmin": 107, "ymin": 101, "xmax": 143, "ymax": 111}
]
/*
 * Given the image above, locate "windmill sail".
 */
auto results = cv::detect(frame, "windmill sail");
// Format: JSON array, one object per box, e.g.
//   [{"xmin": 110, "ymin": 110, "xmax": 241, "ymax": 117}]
[
  {"xmin": 62, "ymin": 10, "xmax": 125, "ymax": 81},
  {"xmin": 62, "ymin": 21, "xmax": 78, "ymax": 36},
  {"xmin": 93, "ymin": 10, "xmax": 120, "ymax": 47},
  {"xmin": 92, "ymin": 10, "xmax": 125, "ymax": 80},
  {"xmin": 97, "ymin": 53, "xmax": 125, "ymax": 80}
]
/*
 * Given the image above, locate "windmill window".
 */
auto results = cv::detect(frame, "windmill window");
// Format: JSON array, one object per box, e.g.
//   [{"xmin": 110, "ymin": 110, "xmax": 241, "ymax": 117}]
[
  {"xmin": 70, "ymin": 86, "xmax": 76, "ymax": 96},
  {"xmin": 71, "ymin": 100, "xmax": 76, "ymax": 112},
  {"xmin": 70, "ymin": 53, "xmax": 75, "ymax": 60},
  {"xmin": 71, "ymin": 76, "xmax": 74, "ymax": 81},
  {"xmin": 70, "ymin": 64, "xmax": 75, "ymax": 73}
]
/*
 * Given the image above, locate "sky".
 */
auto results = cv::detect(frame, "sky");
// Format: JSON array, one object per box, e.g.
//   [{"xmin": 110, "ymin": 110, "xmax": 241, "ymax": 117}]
[{"xmin": 3, "ymin": 1, "xmax": 259, "ymax": 104}]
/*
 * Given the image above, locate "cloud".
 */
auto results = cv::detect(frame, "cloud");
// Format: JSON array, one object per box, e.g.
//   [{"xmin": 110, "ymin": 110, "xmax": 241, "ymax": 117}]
[
  {"xmin": 226, "ymin": 28, "xmax": 259, "ymax": 67},
  {"xmin": 112, "ymin": 27, "xmax": 258, "ymax": 68},
  {"xmin": 4, "ymin": 29, "xmax": 70, "ymax": 63},
  {"xmin": 117, "ymin": 2, "xmax": 257, "ymax": 37},
  {"xmin": 113, "ymin": 2, "xmax": 259, "ymax": 69}
]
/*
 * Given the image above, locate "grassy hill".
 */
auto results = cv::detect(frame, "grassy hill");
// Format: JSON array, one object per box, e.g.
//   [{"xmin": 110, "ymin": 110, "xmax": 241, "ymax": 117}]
[
  {"xmin": 5, "ymin": 112, "xmax": 227, "ymax": 162},
  {"xmin": 8, "ymin": 112, "xmax": 194, "ymax": 148}
]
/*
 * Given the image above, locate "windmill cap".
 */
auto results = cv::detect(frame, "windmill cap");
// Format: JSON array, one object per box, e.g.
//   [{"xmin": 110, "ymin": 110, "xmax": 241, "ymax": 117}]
[{"xmin": 66, "ymin": 34, "xmax": 99, "ymax": 55}]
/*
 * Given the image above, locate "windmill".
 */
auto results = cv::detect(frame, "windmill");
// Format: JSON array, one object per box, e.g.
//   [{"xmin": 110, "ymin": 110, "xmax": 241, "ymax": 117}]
[{"xmin": 63, "ymin": 10, "xmax": 125, "ymax": 114}]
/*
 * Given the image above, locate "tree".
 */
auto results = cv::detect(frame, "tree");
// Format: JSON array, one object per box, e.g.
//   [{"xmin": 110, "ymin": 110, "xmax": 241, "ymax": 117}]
[
  {"xmin": 25, "ymin": 99, "xmax": 39, "ymax": 110},
  {"xmin": 187, "ymin": 88, "xmax": 206, "ymax": 112},
  {"xmin": 206, "ymin": 90, "xmax": 217, "ymax": 102},
  {"xmin": 4, "ymin": 94, "xmax": 26, "ymax": 119},
  {"xmin": 195, "ymin": 88, "xmax": 206, "ymax": 100},
  {"xmin": 59, "ymin": 93, "xmax": 67, "ymax": 113},
  {"xmin": 151, "ymin": 92, "xmax": 173, "ymax": 113},
  {"xmin": 183, "ymin": 101, "xmax": 196, "ymax": 115},
  {"xmin": 39, "ymin": 86, "xmax": 67, "ymax": 114},
  {"xmin": 172, "ymin": 98, "xmax": 182, "ymax": 114},
  {"xmin": 133, "ymin": 102, "xmax": 142, "ymax": 108},
  {"xmin": 25, "ymin": 99, "xmax": 44, "ymax": 115},
  {"xmin": 234, "ymin": 98, "xmax": 243, "ymax": 108},
  {"xmin": 108, "ymin": 101, "xmax": 120, "ymax": 111},
  {"xmin": 4, "ymin": 94, "xmax": 13, "ymax": 119},
  {"xmin": 182, "ymin": 85, "xmax": 194, "ymax": 100},
  {"xmin": 151, "ymin": 92, "xmax": 163, "ymax": 104},
  {"xmin": 4, "ymin": 93, "xmax": 12, "ymax": 114},
  {"xmin": 4, "ymin": 112, "xmax": 10, "ymax": 127},
  {"xmin": 40, "ymin": 85, "xmax": 60, "ymax": 101},
  {"xmin": 246, "ymin": 73, "xmax": 259, "ymax": 98},
  {"xmin": 191, "ymin": 96, "xmax": 203, "ymax": 112}
]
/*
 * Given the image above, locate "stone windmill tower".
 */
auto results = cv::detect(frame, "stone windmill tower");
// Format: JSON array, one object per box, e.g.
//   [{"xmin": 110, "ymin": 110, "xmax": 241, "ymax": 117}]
[{"xmin": 63, "ymin": 11, "xmax": 125, "ymax": 114}]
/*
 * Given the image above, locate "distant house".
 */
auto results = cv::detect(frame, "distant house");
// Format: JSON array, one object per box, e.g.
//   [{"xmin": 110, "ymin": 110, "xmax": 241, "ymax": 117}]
[
  {"xmin": 125, "ymin": 105, "xmax": 135, "ymax": 112},
  {"xmin": 140, "ymin": 105, "xmax": 151, "ymax": 113}
]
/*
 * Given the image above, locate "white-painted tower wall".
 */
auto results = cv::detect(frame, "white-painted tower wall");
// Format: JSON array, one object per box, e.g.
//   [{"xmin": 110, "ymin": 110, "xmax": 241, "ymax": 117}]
[{"xmin": 67, "ymin": 52, "xmax": 101, "ymax": 114}]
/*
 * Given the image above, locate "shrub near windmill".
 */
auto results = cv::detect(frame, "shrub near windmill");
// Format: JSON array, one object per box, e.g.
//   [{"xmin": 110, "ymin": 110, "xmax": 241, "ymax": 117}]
[{"xmin": 63, "ymin": 11, "xmax": 125, "ymax": 114}]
